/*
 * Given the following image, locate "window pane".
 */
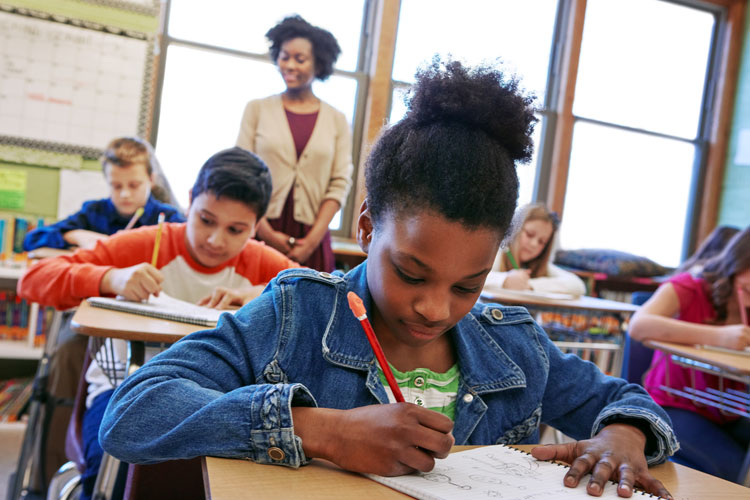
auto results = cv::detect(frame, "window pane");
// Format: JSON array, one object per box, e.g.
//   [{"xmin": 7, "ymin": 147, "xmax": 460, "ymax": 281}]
[
  {"xmin": 155, "ymin": 44, "xmax": 357, "ymax": 214},
  {"xmin": 392, "ymin": 0, "xmax": 558, "ymax": 101},
  {"xmin": 168, "ymin": 0, "xmax": 365, "ymax": 72},
  {"xmin": 574, "ymin": 0, "xmax": 714, "ymax": 139},
  {"xmin": 561, "ymin": 122, "xmax": 694, "ymax": 267}
]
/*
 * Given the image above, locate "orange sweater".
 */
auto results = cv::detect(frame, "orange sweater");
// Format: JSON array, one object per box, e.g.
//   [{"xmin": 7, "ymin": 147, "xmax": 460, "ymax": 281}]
[{"xmin": 18, "ymin": 223, "xmax": 298, "ymax": 310}]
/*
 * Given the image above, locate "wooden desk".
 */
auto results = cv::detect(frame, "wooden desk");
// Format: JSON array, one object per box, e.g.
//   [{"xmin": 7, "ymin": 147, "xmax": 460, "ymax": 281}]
[
  {"xmin": 644, "ymin": 340, "xmax": 750, "ymax": 382},
  {"xmin": 645, "ymin": 340, "xmax": 750, "ymax": 486},
  {"xmin": 481, "ymin": 288, "xmax": 638, "ymax": 314},
  {"xmin": 71, "ymin": 300, "xmax": 202, "ymax": 344},
  {"xmin": 201, "ymin": 445, "xmax": 750, "ymax": 500}
]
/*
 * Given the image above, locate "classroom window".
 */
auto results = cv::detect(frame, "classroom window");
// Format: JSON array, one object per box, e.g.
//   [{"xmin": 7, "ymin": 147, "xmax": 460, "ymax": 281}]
[
  {"xmin": 560, "ymin": 0, "xmax": 716, "ymax": 267},
  {"xmin": 153, "ymin": 0, "xmax": 369, "ymax": 232},
  {"xmin": 389, "ymin": 0, "xmax": 560, "ymax": 208}
]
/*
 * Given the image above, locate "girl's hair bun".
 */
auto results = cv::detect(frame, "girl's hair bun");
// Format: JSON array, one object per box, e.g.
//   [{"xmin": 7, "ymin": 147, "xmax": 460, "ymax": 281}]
[{"xmin": 405, "ymin": 56, "xmax": 537, "ymax": 163}]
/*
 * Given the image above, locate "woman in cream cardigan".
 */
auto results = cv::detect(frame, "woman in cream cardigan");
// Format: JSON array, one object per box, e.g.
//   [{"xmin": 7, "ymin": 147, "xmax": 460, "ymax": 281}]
[{"xmin": 237, "ymin": 15, "xmax": 352, "ymax": 272}]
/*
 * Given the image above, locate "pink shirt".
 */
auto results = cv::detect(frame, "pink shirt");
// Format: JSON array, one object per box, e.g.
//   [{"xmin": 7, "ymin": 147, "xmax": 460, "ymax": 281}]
[{"xmin": 643, "ymin": 272, "xmax": 743, "ymax": 424}]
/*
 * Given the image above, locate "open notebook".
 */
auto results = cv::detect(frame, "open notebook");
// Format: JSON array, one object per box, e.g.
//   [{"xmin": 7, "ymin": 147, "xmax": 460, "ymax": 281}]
[
  {"xmin": 87, "ymin": 293, "xmax": 234, "ymax": 327},
  {"xmin": 366, "ymin": 445, "xmax": 659, "ymax": 500}
]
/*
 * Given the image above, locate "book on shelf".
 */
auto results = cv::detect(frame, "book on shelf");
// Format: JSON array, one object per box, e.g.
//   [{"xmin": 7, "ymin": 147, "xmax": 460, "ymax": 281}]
[
  {"xmin": 0, "ymin": 378, "xmax": 33, "ymax": 423},
  {"xmin": 366, "ymin": 444, "xmax": 659, "ymax": 499},
  {"xmin": 0, "ymin": 213, "xmax": 47, "ymax": 263},
  {"xmin": 87, "ymin": 293, "xmax": 236, "ymax": 327}
]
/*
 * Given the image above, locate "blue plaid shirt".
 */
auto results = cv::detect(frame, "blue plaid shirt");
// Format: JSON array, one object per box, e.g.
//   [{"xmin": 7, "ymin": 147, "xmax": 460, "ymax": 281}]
[{"xmin": 23, "ymin": 195, "xmax": 185, "ymax": 250}]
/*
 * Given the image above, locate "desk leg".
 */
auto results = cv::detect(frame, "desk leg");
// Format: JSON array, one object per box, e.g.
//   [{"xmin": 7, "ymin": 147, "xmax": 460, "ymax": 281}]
[
  {"xmin": 89, "ymin": 340, "xmax": 145, "ymax": 500},
  {"xmin": 740, "ymin": 447, "xmax": 750, "ymax": 487},
  {"xmin": 91, "ymin": 453, "xmax": 121, "ymax": 500}
]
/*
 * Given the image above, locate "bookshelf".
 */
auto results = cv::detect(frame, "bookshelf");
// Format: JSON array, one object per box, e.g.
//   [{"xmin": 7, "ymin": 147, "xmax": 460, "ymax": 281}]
[{"xmin": 0, "ymin": 265, "xmax": 43, "ymax": 361}]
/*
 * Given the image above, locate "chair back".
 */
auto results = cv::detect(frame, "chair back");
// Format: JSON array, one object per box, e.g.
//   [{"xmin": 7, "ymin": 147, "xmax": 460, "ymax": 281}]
[
  {"xmin": 64, "ymin": 348, "xmax": 91, "ymax": 472},
  {"xmin": 123, "ymin": 458, "xmax": 205, "ymax": 500},
  {"xmin": 622, "ymin": 291, "xmax": 655, "ymax": 384}
]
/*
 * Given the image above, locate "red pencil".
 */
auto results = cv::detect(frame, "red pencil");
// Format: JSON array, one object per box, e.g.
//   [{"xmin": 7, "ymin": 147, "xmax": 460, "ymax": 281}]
[
  {"xmin": 347, "ymin": 291, "xmax": 405, "ymax": 403},
  {"xmin": 738, "ymin": 285, "xmax": 748, "ymax": 326}
]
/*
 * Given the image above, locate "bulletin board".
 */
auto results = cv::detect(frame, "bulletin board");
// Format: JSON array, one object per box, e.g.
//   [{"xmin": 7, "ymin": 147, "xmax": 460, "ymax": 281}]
[{"xmin": 0, "ymin": 7, "xmax": 153, "ymax": 158}]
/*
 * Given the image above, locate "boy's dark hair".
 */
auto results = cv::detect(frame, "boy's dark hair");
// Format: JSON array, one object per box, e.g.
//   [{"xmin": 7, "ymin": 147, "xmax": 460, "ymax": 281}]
[
  {"xmin": 365, "ymin": 57, "xmax": 537, "ymax": 241},
  {"xmin": 266, "ymin": 15, "xmax": 341, "ymax": 81},
  {"xmin": 700, "ymin": 226, "xmax": 750, "ymax": 320},
  {"xmin": 191, "ymin": 147, "xmax": 272, "ymax": 218}
]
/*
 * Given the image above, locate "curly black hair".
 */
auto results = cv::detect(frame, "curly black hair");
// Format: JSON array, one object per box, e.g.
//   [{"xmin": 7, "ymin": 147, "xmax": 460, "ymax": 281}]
[
  {"xmin": 365, "ymin": 57, "xmax": 537, "ymax": 240},
  {"xmin": 265, "ymin": 15, "xmax": 341, "ymax": 81}
]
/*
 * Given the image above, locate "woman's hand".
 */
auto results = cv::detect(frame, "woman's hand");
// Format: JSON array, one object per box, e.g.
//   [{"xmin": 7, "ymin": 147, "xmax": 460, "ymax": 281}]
[
  {"xmin": 292, "ymin": 404, "xmax": 454, "ymax": 476},
  {"xmin": 100, "ymin": 263, "xmax": 164, "ymax": 301},
  {"xmin": 197, "ymin": 285, "xmax": 265, "ymax": 309},
  {"xmin": 503, "ymin": 269, "xmax": 532, "ymax": 290},
  {"xmin": 63, "ymin": 229, "xmax": 108, "ymax": 250},
  {"xmin": 287, "ymin": 236, "xmax": 316, "ymax": 264},
  {"xmin": 530, "ymin": 424, "xmax": 672, "ymax": 499},
  {"xmin": 717, "ymin": 324, "xmax": 750, "ymax": 351}
]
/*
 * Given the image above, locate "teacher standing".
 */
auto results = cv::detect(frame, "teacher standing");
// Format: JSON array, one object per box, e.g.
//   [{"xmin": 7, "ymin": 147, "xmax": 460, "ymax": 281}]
[{"xmin": 237, "ymin": 15, "xmax": 353, "ymax": 272}]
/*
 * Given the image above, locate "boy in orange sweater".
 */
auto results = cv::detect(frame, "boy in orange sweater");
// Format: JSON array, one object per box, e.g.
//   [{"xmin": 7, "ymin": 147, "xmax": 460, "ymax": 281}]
[{"xmin": 18, "ymin": 147, "xmax": 298, "ymax": 500}]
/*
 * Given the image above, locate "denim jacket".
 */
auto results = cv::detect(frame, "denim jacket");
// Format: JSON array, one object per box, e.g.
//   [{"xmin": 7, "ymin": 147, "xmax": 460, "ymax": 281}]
[{"xmin": 101, "ymin": 264, "xmax": 677, "ymax": 468}]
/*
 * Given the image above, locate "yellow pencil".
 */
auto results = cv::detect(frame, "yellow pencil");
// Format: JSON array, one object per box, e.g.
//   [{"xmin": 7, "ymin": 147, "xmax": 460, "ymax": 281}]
[
  {"xmin": 124, "ymin": 207, "xmax": 144, "ymax": 230},
  {"xmin": 151, "ymin": 212, "xmax": 165, "ymax": 267}
]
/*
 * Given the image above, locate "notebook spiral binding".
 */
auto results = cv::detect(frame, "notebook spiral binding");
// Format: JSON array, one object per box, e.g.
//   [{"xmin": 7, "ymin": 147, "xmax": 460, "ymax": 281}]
[{"xmin": 506, "ymin": 444, "xmax": 664, "ymax": 499}]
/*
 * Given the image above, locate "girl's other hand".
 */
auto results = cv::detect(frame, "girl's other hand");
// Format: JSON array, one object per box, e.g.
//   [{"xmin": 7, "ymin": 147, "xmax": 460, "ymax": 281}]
[
  {"xmin": 292, "ymin": 404, "xmax": 455, "ymax": 476},
  {"xmin": 503, "ymin": 269, "xmax": 532, "ymax": 290},
  {"xmin": 717, "ymin": 324, "xmax": 750, "ymax": 351},
  {"xmin": 530, "ymin": 423, "xmax": 672, "ymax": 499}
]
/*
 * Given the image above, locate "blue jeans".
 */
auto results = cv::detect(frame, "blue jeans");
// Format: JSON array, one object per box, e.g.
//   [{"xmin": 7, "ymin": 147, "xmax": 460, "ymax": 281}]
[
  {"xmin": 81, "ymin": 389, "xmax": 114, "ymax": 500},
  {"xmin": 666, "ymin": 407, "xmax": 750, "ymax": 483}
]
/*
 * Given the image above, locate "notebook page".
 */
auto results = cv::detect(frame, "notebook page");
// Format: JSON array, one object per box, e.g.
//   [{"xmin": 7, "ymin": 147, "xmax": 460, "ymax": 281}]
[{"xmin": 366, "ymin": 445, "xmax": 650, "ymax": 500}]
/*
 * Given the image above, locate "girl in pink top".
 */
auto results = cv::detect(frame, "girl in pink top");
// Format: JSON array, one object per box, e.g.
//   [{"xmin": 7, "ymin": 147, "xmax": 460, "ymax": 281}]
[{"xmin": 630, "ymin": 226, "xmax": 750, "ymax": 482}]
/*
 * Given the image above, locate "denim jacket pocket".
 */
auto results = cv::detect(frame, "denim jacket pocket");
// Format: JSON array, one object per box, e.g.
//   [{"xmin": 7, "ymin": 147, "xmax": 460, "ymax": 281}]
[{"xmin": 495, "ymin": 405, "xmax": 542, "ymax": 445}]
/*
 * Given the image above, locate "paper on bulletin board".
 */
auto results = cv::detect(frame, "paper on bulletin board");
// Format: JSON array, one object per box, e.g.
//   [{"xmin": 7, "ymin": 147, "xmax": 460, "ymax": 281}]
[
  {"xmin": 57, "ymin": 169, "xmax": 109, "ymax": 219},
  {"xmin": 733, "ymin": 129, "xmax": 750, "ymax": 166},
  {"xmin": 0, "ymin": 169, "xmax": 27, "ymax": 209}
]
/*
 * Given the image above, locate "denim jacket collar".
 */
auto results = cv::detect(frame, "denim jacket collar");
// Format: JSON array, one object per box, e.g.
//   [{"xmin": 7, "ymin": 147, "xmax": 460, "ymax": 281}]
[{"xmin": 320, "ymin": 263, "xmax": 526, "ymax": 398}]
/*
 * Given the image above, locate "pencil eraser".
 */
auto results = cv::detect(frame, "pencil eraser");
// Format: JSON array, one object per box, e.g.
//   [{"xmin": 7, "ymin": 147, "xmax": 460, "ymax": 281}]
[{"xmin": 347, "ymin": 291, "xmax": 366, "ymax": 318}]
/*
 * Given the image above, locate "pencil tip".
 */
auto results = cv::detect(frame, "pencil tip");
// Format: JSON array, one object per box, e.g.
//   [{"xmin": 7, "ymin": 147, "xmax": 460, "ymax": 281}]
[{"xmin": 347, "ymin": 291, "xmax": 366, "ymax": 318}]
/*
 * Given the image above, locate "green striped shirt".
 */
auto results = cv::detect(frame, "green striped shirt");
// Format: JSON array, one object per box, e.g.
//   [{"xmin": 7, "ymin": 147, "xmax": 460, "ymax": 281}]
[{"xmin": 378, "ymin": 364, "xmax": 460, "ymax": 420}]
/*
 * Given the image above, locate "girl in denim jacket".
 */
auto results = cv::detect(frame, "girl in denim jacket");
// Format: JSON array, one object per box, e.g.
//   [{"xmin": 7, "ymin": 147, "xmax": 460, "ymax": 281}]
[{"xmin": 102, "ymin": 58, "xmax": 677, "ymax": 498}]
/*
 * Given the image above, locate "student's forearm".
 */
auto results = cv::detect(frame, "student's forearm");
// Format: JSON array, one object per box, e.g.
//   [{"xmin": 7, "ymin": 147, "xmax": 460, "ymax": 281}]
[
  {"xmin": 292, "ymin": 406, "xmax": 338, "ymax": 460},
  {"xmin": 629, "ymin": 313, "xmax": 722, "ymax": 345}
]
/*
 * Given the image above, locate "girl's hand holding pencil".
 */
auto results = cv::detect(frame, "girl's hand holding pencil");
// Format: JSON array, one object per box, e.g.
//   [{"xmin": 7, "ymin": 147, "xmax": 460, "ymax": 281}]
[{"xmin": 291, "ymin": 404, "xmax": 454, "ymax": 476}]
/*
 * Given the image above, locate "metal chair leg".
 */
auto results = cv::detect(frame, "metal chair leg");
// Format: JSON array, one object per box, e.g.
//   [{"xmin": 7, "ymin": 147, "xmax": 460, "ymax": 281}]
[{"xmin": 8, "ymin": 311, "xmax": 65, "ymax": 500}]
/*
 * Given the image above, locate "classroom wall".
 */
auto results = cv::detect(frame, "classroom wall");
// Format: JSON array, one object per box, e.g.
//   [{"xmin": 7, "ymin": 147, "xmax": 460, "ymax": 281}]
[
  {"xmin": 0, "ymin": 0, "xmax": 159, "ymax": 224},
  {"xmin": 718, "ymin": 7, "xmax": 750, "ymax": 227}
]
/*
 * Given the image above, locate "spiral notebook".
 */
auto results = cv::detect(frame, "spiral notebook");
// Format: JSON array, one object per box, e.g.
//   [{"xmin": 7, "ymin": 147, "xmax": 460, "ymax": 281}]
[
  {"xmin": 366, "ymin": 445, "xmax": 660, "ymax": 499},
  {"xmin": 87, "ymin": 294, "xmax": 233, "ymax": 327}
]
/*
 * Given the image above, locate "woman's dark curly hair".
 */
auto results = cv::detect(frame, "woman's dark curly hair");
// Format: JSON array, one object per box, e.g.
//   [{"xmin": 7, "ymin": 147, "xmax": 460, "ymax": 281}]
[
  {"xmin": 699, "ymin": 226, "xmax": 750, "ymax": 320},
  {"xmin": 365, "ymin": 57, "xmax": 537, "ymax": 241},
  {"xmin": 265, "ymin": 15, "xmax": 341, "ymax": 81}
]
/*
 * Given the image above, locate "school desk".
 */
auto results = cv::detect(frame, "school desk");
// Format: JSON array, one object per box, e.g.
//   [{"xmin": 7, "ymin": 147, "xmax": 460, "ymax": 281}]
[
  {"xmin": 480, "ymin": 288, "xmax": 639, "ymax": 377},
  {"xmin": 70, "ymin": 301, "xmax": 203, "ymax": 500},
  {"xmin": 201, "ymin": 444, "xmax": 750, "ymax": 500},
  {"xmin": 643, "ymin": 340, "xmax": 750, "ymax": 486}
]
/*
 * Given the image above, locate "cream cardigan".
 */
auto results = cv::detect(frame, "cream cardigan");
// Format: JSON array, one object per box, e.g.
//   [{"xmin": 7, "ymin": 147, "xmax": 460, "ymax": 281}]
[{"xmin": 236, "ymin": 94, "xmax": 353, "ymax": 225}]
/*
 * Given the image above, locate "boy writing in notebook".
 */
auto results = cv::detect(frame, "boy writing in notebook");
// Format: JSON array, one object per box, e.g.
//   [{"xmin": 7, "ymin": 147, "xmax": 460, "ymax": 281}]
[
  {"xmin": 18, "ymin": 147, "xmax": 298, "ymax": 499},
  {"xmin": 101, "ymin": 60, "xmax": 677, "ymax": 498},
  {"xmin": 23, "ymin": 136, "xmax": 184, "ymax": 251}
]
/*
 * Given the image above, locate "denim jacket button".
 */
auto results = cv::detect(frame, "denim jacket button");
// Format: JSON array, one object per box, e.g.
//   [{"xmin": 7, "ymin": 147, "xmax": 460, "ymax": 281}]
[
  {"xmin": 267, "ymin": 447, "xmax": 286, "ymax": 461},
  {"xmin": 463, "ymin": 393, "xmax": 474, "ymax": 403},
  {"xmin": 319, "ymin": 272, "xmax": 333, "ymax": 279},
  {"xmin": 491, "ymin": 309, "xmax": 503, "ymax": 321}
]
